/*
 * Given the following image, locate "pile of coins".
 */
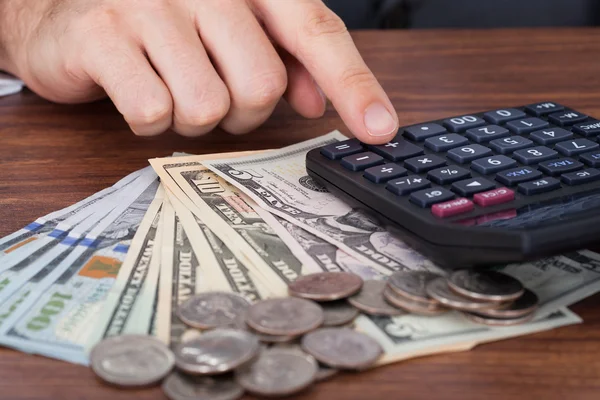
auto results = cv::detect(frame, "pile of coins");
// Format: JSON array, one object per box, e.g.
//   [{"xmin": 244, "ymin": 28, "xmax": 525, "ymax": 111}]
[{"xmin": 90, "ymin": 270, "xmax": 538, "ymax": 399}]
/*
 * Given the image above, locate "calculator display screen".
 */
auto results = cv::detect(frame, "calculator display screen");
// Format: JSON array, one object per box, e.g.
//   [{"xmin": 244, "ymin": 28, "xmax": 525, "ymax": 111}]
[{"xmin": 461, "ymin": 190, "xmax": 600, "ymax": 229}]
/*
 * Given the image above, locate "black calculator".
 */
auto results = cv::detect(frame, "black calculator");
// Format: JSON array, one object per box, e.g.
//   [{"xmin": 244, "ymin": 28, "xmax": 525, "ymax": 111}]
[{"xmin": 306, "ymin": 102, "xmax": 600, "ymax": 268}]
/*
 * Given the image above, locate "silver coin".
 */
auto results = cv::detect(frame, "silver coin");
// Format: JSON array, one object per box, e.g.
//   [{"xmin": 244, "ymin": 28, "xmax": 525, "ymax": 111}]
[
  {"xmin": 162, "ymin": 372, "xmax": 244, "ymax": 400},
  {"xmin": 90, "ymin": 335, "xmax": 174, "ymax": 387},
  {"xmin": 316, "ymin": 364, "xmax": 339, "ymax": 382},
  {"xmin": 383, "ymin": 286, "xmax": 448, "ymax": 316},
  {"xmin": 463, "ymin": 311, "xmax": 535, "ymax": 326},
  {"xmin": 247, "ymin": 326, "xmax": 299, "ymax": 344},
  {"xmin": 471, "ymin": 289, "xmax": 539, "ymax": 318},
  {"xmin": 288, "ymin": 272, "xmax": 363, "ymax": 301},
  {"xmin": 246, "ymin": 297, "xmax": 324, "ymax": 336},
  {"xmin": 174, "ymin": 329, "xmax": 260, "ymax": 375},
  {"xmin": 301, "ymin": 328, "xmax": 383, "ymax": 370},
  {"xmin": 235, "ymin": 348, "xmax": 318, "ymax": 397},
  {"xmin": 448, "ymin": 270, "xmax": 525, "ymax": 302},
  {"xmin": 425, "ymin": 278, "xmax": 502, "ymax": 311},
  {"xmin": 388, "ymin": 271, "xmax": 442, "ymax": 305},
  {"xmin": 176, "ymin": 292, "xmax": 250, "ymax": 330},
  {"xmin": 321, "ymin": 300, "xmax": 360, "ymax": 326},
  {"xmin": 348, "ymin": 280, "xmax": 405, "ymax": 316}
]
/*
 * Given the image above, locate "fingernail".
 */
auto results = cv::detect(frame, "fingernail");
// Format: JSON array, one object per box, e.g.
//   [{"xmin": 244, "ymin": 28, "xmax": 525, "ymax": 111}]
[{"xmin": 364, "ymin": 102, "xmax": 398, "ymax": 137}]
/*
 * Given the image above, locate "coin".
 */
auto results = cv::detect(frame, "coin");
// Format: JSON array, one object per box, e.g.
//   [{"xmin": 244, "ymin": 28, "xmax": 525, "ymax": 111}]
[
  {"xmin": 348, "ymin": 280, "xmax": 406, "ymax": 316},
  {"xmin": 176, "ymin": 292, "xmax": 250, "ymax": 330},
  {"xmin": 174, "ymin": 329, "xmax": 260, "ymax": 375},
  {"xmin": 321, "ymin": 300, "xmax": 359, "ymax": 326},
  {"xmin": 246, "ymin": 297, "xmax": 324, "ymax": 336},
  {"xmin": 448, "ymin": 270, "xmax": 525, "ymax": 302},
  {"xmin": 463, "ymin": 311, "xmax": 535, "ymax": 326},
  {"xmin": 383, "ymin": 286, "xmax": 448, "ymax": 316},
  {"xmin": 315, "ymin": 364, "xmax": 339, "ymax": 382},
  {"xmin": 425, "ymin": 278, "xmax": 502, "ymax": 311},
  {"xmin": 301, "ymin": 328, "xmax": 383, "ymax": 370},
  {"xmin": 387, "ymin": 271, "xmax": 442, "ymax": 305},
  {"xmin": 247, "ymin": 326, "xmax": 299, "ymax": 344},
  {"xmin": 470, "ymin": 288, "xmax": 539, "ymax": 318},
  {"xmin": 288, "ymin": 272, "xmax": 363, "ymax": 301},
  {"xmin": 162, "ymin": 372, "xmax": 244, "ymax": 400},
  {"xmin": 90, "ymin": 335, "xmax": 174, "ymax": 387},
  {"xmin": 235, "ymin": 348, "xmax": 318, "ymax": 397}
]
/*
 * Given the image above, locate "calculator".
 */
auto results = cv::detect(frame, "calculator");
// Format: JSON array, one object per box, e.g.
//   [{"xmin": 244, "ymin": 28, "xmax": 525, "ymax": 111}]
[{"xmin": 306, "ymin": 102, "xmax": 600, "ymax": 268}]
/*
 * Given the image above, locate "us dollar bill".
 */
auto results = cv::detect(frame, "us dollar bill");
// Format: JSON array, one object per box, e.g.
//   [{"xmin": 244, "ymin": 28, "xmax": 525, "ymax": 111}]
[
  {"xmin": 0, "ymin": 173, "xmax": 160, "ymax": 365},
  {"xmin": 85, "ymin": 186, "xmax": 165, "ymax": 350},
  {"xmin": 200, "ymin": 131, "xmax": 438, "ymax": 275},
  {"xmin": 358, "ymin": 307, "xmax": 581, "ymax": 367}
]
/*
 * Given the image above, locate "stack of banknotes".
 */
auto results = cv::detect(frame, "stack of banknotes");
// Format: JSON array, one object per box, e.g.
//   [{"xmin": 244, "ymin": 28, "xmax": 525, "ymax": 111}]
[{"xmin": 1, "ymin": 130, "xmax": 599, "ymax": 367}]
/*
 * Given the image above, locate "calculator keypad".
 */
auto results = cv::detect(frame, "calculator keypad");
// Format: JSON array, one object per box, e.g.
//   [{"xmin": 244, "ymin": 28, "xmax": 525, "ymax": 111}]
[{"xmin": 315, "ymin": 102, "xmax": 600, "ymax": 221}]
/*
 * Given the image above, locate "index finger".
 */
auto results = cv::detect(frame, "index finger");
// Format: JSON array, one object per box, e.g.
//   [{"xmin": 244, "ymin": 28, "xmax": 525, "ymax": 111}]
[{"xmin": 253, "ymin": 0, "xmax": 398, "ymax": 144}]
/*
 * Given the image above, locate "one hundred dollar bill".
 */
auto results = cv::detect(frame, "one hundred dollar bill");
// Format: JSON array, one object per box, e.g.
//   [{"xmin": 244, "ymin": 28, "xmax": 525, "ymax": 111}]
[
  {"xmin": 0, "ymin": 172, "xmax": 160, "ymax": 365},
  {"xmin": 200, "ymin": 131, "xmax": 438, "ymax": 275}
]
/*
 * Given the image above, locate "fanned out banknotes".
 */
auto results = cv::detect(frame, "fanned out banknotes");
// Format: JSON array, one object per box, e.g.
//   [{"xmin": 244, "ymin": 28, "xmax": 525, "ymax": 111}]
[{"xmin": 1, "ymin": 131, "xmax": 600, "ymax": 367}]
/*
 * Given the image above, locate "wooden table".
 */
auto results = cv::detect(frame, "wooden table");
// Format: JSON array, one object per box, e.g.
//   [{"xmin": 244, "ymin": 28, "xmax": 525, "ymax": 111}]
[{"xmin": 2, "ymin": 28, "xmax": 600, "ymax": 400}]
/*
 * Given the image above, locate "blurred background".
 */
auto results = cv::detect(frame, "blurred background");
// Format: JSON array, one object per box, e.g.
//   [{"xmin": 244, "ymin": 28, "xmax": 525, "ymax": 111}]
[{"xmin": 325, "ymin": 0, "xmax": 600, "ymax": 29}]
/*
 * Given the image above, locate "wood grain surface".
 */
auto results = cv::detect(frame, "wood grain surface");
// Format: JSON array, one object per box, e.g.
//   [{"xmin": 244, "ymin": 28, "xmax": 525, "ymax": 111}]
[{"xmin": 2, "ymin": 28, "xmax": 600, "ymax": 400}]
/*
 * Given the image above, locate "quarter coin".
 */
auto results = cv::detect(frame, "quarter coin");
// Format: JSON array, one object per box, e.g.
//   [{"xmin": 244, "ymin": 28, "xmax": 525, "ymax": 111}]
[
  {"xmin": 90, "ymin": 335, "xmax": 174, "ymax": 387},
  {"xmin": 321, "ymin": 300, "xmax": 360, "ymax": 327},
  {"xmin": 387, "ymin": 271, "xmax": 442, "ymax": 305},
  {"xmin": 288, "ymin": 272, "xmax": 363, "ymax": 301},
  {"xmin": 448, "ymin": 270, "xmax": 525, "ymax": 302},
  {"xmin": 246, "ymin": 297, "xmax": 324, "ymax": 336},
  {"xmin": 174, "ymin": 329, "xmax": 260, "ymax": 375},
  {"xmin": 463, "ymin": 311, "xmax": 535, "ymax": 326},
  {"xmin": 162, "ymin": 372, "xmax": 244, "ymax": 400},
  {"xmin": 177, "ymin": 292, "xmax": 250, "ymax": 330},
  {"xmin": 425, "ymin": 278, "xmax": 502, "ymax": 311},
  {"xmin": 301, "ymin": 328, "xmax": 383, "ymax": 370},
  {"xmin": 383, "ymin": 286, "xmax": 448, "ymax": 316},
  {"xmin": 246, "ymin": 326, "xmax": 299, "ymax": 344},
  {"xmin": 471, "ymin": 288, "xmax": 539, "ymax": 318},
  {"xmin": 235, "ymin": 348, "xmax": 318, "ymax": 397},
  {"xmin": 315, "ymin": 364, "xmax": 339, "ymax": 382},
  {"xmin": 348, "ymin": 280, "xmax": 405, "ymax": 316}
]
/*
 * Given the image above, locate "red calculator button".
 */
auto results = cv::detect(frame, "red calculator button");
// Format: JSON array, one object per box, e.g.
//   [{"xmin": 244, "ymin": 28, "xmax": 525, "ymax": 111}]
[
  {"xmin": 473, "ymin": 187, "xmax": 515, "ymax": 207},
  {"xmin": 431, "ymin": 198, "xmax": 474, "ymax": 218}
]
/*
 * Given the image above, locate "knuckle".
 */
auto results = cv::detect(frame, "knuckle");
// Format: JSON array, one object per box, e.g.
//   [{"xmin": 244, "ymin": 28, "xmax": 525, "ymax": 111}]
[
  {"xmin": 301, "ymin": 6, "xmax": 348, "ymax": 39},
  {"xmin": 128, "ymin": 101, "xmax": 172, "ymax": 127},
  {"xmin": 177, "ymin": 95, "xmax": 231, "ymax": 130},
  {"xmin": 239, "ymin": 70, "xmax": 288, "ymax": 110},
  {"xmin": 338, "ymin": 66, "xmax": 377, "ymax": 89}
]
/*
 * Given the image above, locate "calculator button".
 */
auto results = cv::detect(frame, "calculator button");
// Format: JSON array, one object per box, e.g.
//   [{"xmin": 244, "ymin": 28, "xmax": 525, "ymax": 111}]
[
  {"xmin": 548, "ymin": 110, "xmax": 588, "ymax": 127},
  {"xmin": 368, "ymin": 138, "xmax": 423, "ymax": 161},
  {"xmin": 443, "ymin": 115, "xmax": 486, "ymax": 133},
  {"xmin": 471, "ymin": 155, "xmax": 517, "ymax": 174},
  {"xmin": 537, "ymin": 158, "xmax": 583, "ymax": 176},
  {"xmin": 465, "ymin": 125, "xmax": 510, "ymax": 143},
  {"xmin": 555, "ymin": 139, "xmax": 599, "ymax": 156},
  {"xmin": 410, "ymin": 187, "xmax": 455, "ymax": 208},
  {"xmin": 451, "ymin": 178, "xmax": 496, "ymax": 197},
  {"xmin": 483, "ymin": 109, "xmax": 527, "ymax": 124},
  {"xmin": 506, "ymin": 117, "xmax": 549, "ymax": 134},
  {"xmin": 489, "ymin": 136, "xmax": 533, "ymax": 154},
  {"xmin": 386, "ymin": 176, "xmax": 430, "ymax": 196},
  {"xmin": 447, "ymin": 144, "xmax": 492, "ymax": 164},
  {"xmin": 424, "ymin": 134, "xmax": 469, "ymax": 152},
  {"xmin": 431, "ymin": 198, "xmax": 474, "ymax": 218},
  {"xmin": 561, "ymin": 168, "xmax": 600, "ymax": 185},
  {"xmin": 513, "ymin": 146, "xmax": 558, "ymax": 165},
  {"xmin": 529, "ymin": 128, "xmax": 573, "ymax": 145},
  {"xmin": 427, "ymin": 166, "xmax": 471, "ymax": 185},
  {"xmin": 320, "ymin": 139, "xmax": 363, "ymax": 160},
  {"xmin": 363, "ymin": 163, "xmax": 407, "ymax": 183},
  {"xmin": 580, "ymin": 151, "xmax": 600, "ymax": 167},
  {"xmin": 404, "ymin": 154, "xmax": 446, "ymax": 173},
  {"xmin": 473, "ymin": 187, "xmax": 515, "ymax": 207},
  {"xmin": 517, "ymin": 177, "xmax": 561, "ymax": 195},
  {"xmin": 340, "ymin": 152, "xmax": 384, "ymax": 172},
  {"xmin": 572, "ymin": 120, "xmax": 600, "ymax": 137},
  {"xmin": 403, "ymin": 123, "xmax": 447, "ymax": 141},
  {"xmin": 496, "ymin": 167, "xmax": 543, "ymax": 186},
  {"xmin": 524, "ymin": 102, "xmax": 565, "ymax": 117}
]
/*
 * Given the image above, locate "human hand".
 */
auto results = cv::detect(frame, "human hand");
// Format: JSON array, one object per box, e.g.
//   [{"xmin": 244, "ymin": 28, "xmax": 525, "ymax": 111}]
[{"xmin": 0, "ymin": 0, "xmax": 398, "ymax": 143}]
